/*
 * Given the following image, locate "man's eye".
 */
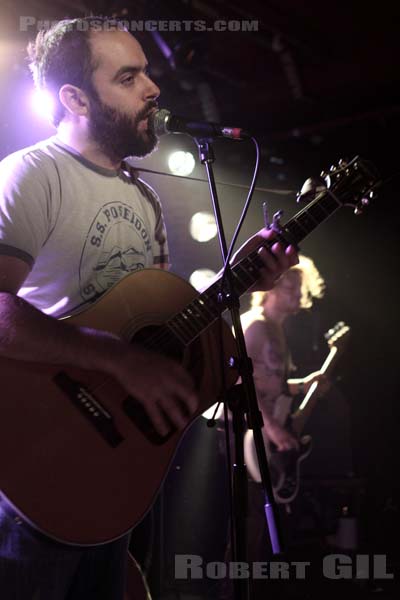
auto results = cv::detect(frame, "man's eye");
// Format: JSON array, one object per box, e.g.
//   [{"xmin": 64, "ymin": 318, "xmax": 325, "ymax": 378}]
[{"xmin": 121, "ymin": 76, "xmax": 134, "ymax": 85}]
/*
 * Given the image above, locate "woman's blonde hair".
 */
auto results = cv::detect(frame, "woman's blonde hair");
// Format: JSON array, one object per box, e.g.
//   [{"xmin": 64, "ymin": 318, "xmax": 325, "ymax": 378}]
[{"xmin": 250, "ymin": 254, "xmax": 325, "ymax": 310}]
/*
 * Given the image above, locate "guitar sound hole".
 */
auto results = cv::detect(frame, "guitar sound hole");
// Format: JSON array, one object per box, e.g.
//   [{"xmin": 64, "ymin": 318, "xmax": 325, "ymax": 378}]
[
  {"xmin": 132, "ymin": 325, "xmax": 182, "ymax": 359},
  {"xmin": 131, "ymin": 325, "xmax": 204, "ymax": 390}
]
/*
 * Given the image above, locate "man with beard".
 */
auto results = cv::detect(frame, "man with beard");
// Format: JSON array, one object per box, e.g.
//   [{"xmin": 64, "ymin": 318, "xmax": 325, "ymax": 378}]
[{"xmin": 0, "ymin": 17, "xmax": 298, "ymax": 600}]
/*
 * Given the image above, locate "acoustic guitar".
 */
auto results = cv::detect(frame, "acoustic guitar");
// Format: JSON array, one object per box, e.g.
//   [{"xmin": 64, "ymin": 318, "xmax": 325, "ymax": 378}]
[{"xmin": 0, "ymin": 157, "xmax": 378, "ymax": 544}]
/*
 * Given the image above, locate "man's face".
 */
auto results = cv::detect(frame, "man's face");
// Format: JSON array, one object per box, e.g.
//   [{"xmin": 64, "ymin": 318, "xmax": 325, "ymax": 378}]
[
  {"xmin": 86, "ymin": 30, "xmax": 160, "ymax": 163},
  {"xmin": 273, "ymin": 270, "xmax": 303, "ymax": 315}
]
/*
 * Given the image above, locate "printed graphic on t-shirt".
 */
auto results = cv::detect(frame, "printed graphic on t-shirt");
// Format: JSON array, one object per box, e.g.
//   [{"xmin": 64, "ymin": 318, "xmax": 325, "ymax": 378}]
[{"xmin": 79, "ymin": 201, "xmax": 152, "ymax": 302}]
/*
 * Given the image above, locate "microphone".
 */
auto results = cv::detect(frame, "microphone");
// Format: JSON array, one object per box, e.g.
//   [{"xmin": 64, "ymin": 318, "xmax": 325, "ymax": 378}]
[{"xmin": 149, "ymin": 108, "xmax": 250, "ymax": 140}]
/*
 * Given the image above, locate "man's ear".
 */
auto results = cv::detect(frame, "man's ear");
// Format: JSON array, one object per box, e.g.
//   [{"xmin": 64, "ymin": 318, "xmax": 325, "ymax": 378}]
[{"xmin": 59, "ymin": 84, "xmax": 90, "ymax": 117}]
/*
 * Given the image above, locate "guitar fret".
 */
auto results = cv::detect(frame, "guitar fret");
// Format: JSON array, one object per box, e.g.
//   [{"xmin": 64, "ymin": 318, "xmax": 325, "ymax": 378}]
[
  {"xmin": 182, "ymin": 306, "xmax": 207, "ymax": 336},
  {"xmin": 181, "ymin": 310, "xmax": 201, "ymax": 337},
  {"xmin": 243, "ymin": 254, "xmax": 262, "ymax": 275},
  {"xmin": 286, "ymin": 220, "xmax": 305, "ymax": 242},
  {"xmin": 235, "ymin": 263, "xmax": 254, "ymax": 286},
  {"xmin": 194, "ymin": 297, "xmax": 213, "ymax": 314},
  {"xmin": 158, "ymin": 325, "xmax": 184, "ymax": 351},
  {"xmin": 253, "ymin": 253, "xmax": 265, "ymax": 268},
  {"xmin": 166, "ymin": 293, "xmax": 221, "ymax": 346},
  {"xmin": 170, "ymin": 315, "xmax": 193, "ymax": 344},
  {"xmin": 287, "ymin": 189, "xmax": 343, "ymax": 245},
  {"xmin": 193, "ymin": 298, "xmax": 216, "ymax": 321},
  {"xmin": 297, "ymin": 211, "xmax": 319, "ymax": 232},
  {"xmin": 307, "ymin": 201, "xmax": 330, "ymax": 220},
  {"xmin": 321, "ymin": 193, "xmax": 341, "ymax": 212},
  {"xmin": 168, "ymin": 321, "xmax": 189, "ymax": 345},
  {"xmin": 201, "ymin": 290, "xmax": 222, "ymax": 313},
  {"xmin": 231, "ymin": 265, "xmax": 253, "ymax": 294},
  {"xmin": 187, "ymin": 302, "xmax": 211, "ymax": 327}
]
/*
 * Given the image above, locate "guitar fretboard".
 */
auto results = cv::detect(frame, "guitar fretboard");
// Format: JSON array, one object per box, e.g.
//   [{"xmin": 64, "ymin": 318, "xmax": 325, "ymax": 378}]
[{"xmin": 165, "ymin": 187, "xmax": 342, "ymax": 346}]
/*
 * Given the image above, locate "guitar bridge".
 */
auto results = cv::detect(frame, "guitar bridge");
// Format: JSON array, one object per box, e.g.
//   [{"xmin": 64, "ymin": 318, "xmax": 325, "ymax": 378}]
[{"xmin": 54, "ymin": 371, "xmax": 124, "ymax": 448}]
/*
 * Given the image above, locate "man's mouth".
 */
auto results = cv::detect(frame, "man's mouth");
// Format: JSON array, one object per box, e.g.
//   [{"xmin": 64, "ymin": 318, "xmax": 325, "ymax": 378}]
[{"xmin": 143, "ymin": 107, "xmax": 158, "ymax": 125}]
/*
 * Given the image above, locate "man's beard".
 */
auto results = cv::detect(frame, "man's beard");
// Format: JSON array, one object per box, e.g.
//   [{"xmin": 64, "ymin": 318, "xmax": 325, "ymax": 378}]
[{"xmin": 88, "ymin": 92, "xmax": 158, "ymax": 164}]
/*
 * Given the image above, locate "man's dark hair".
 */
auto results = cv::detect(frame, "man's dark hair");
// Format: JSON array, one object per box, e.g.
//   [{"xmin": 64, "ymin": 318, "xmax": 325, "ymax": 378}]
[{"xmin": 27, "ymin": 17, "xmax": 125, "ymax": 126}]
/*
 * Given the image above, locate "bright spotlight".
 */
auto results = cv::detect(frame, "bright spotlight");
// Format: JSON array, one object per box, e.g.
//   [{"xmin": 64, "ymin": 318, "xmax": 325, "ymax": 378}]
[
  {"xmin": 189, "ymin": 211, "xmax": 217, "ymax": 242},
  {"xmin": 189, "ymin": 268, "xmax": 216, "ymax": 291},
  {"xmin": 31, "ymin": 89, "xmax": 54, "ymax": 120},
  {"xmin": 202, "ymin": 402, "xmax": 223, "ymax": 420},
  {"xmin": 168, "ymin": 150, "xmax": 195, "ymax": 176}
]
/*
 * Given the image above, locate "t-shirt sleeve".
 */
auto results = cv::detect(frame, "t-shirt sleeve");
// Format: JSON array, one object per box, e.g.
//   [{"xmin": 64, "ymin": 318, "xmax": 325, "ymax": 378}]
[{"xmin": 0, "ymin": 151, "xmax": 55, "ymax": 268}]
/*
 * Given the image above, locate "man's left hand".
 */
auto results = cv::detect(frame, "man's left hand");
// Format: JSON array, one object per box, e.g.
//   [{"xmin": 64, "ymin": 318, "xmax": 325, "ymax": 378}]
[{"xmin": 232, "ymin": 227, "xmax": 299, "ymax": 291}]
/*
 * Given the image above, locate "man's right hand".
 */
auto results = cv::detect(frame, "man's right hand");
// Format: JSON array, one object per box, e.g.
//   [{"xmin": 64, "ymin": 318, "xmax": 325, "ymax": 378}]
[
  {"xmin": 0, "ymin": 268, "xmax": 198, "ymax": 437},
  {"xmin": 264, "ymin": 419, "xmax": 299, "ymax": 452},
  {"xmin": 110, "ymin": 344, "xmax": 198, "ymax": 437}
]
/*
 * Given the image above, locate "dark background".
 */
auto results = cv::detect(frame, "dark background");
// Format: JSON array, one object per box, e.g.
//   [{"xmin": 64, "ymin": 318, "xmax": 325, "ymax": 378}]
[{"xmin": 0, "ymin": 1, "xmax": 399, "ymax": 597}]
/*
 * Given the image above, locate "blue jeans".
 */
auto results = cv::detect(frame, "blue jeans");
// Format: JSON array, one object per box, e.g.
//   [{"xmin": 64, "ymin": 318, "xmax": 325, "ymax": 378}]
[{"xmin": 0, "ymin": 507, "xmax": 130, "ymax": 599}]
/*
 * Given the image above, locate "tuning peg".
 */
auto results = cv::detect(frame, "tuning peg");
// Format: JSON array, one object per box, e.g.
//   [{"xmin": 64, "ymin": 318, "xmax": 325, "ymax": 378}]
[
  {"xmin": 354, "ymin": 206, "xmax": 363, "ymax": 215},
  {"xmin": 330, "ymin": 165, "xmax": 337, "ymax": 171},
  {"xmin": 361, "ymin": 197, "xmax": 370, "ymax": 206},
  {"xmin": 338, "ymin": 159, "xmax": 347, "ymax": 167}
]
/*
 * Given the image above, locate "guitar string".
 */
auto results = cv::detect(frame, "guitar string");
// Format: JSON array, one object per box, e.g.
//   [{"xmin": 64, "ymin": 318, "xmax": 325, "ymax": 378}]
[
  {"xmin": 75, "ymin": 321, "xmax": 195, "ymax": 400},
  {"xmin": 68, "ymin": 253, "xmax": 307, "ymax": 402},
  {"xmin": 68, "ymin": 228, "xmax": 307, "ymax": 399}
]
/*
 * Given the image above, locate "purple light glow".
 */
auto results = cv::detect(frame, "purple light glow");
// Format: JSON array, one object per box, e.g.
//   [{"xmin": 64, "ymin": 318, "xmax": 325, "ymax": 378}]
[{"xmin": 31, "ymin": 89, "xmax": 54, "ymax": 120}]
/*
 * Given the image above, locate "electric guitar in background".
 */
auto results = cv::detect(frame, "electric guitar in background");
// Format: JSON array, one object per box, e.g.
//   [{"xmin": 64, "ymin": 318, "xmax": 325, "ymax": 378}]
[
  {"xmin": 244, "ymin": 321, "xmax": 351, "ymax": 503},
  {"xmin": 0, "ymin": 157, "xmax": 377, "ymax": 545}
]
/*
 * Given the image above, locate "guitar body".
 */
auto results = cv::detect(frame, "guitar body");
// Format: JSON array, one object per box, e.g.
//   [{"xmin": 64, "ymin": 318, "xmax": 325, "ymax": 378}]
[
  {"xmin": 244, "ymin": 426, "xmax": 312, "ymax": 504},
  {"xmin": 0, "ymin": 156, "xmax": 376, "ymax": 542},
  {"xmin": 0, "ymin": 269, "xmax": 238, "ymax": 546},
  {"xmin": 269, "ymin": 435, "xmax": 313, "ymax": 503}
]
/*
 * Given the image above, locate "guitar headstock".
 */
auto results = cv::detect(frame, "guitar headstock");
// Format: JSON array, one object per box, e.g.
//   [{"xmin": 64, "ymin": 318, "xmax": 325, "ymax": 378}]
[
  {"xmin": 297, "ymin": 156, "xmax": 380, "ymax": 215},
  {"xmin": 324, "ymin": 321, "xmax": 350, "ymax": 349}
]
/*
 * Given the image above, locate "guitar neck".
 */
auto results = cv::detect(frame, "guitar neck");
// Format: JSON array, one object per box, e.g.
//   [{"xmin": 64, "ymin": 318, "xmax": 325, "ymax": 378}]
[
  {"xmin": 165, "ymin": 186, "xmax": 343, "ymax": 346},
  {"xmin": 291, "ymin": 346, "xmax": 338, "ymax": 436},
  {"xmin": 320, "ymin": 345, "xmax": 338, "ymax": 377}
]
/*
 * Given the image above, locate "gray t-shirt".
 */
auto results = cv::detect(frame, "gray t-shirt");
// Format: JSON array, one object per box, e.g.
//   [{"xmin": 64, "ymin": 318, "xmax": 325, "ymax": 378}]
[{"xmin": 0, "ymin": 137, "xmax": 169, "ymax": 316}]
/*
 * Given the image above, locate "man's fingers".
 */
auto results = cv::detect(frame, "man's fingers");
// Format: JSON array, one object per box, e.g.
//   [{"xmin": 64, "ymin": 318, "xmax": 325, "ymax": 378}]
[
  {"xmin": 144, "ymin": 380, "xmax": 198, "ymax": 435},
  {"xmin": 144, "ymin": 401, "xmax": 173, "ymax": 437},
  {"xmin": 258, "ymin": 246, "xmax": 279, "ymax": 271},
  {"xmin": 286, "ymin": 244, "xmax": 299, "ymax": 264},
  {"xmin": 166, "ymin": 364, "xmax": 198, "ymax": 412},
  {"xmin": 116, "ymin": 345, "xmax": 199, "ymax": 436}
]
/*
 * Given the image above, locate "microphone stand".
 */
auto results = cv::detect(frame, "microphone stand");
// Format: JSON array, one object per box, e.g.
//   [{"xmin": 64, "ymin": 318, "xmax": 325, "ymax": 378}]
[{"xmin": 194, "ymin": 137, "xmax": 284, "ymax": 600}]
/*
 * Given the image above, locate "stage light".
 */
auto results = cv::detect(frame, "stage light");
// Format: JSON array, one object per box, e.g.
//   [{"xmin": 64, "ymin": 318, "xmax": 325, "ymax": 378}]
[
  {"xmin": 31, "ymin": 89, "xmax": 54, "ymax": 120},
  {"xmin": 189, "ymin": 211, "xmax": 217, "ymax": 242},
  {"xmin": 168, "ymin": 150, "xmax": 195, "ymax": 176},
  {"xmin": 202, "ymin": 402, "xmax": 223, "ymax": 420},
  {"xmin": 189, "ymin": 268, "xmax": 216, "ymax": 291}
]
